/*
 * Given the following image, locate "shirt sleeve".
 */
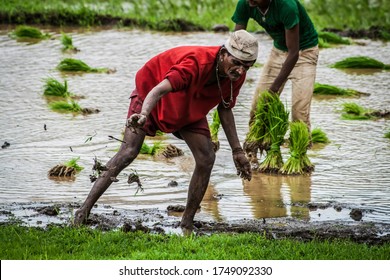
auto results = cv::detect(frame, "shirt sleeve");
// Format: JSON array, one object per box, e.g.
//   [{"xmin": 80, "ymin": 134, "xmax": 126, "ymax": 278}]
[
  {"xmin": 231, "ymin": 0, "xmax": 251, "ymax": 26},
  {"xmin": 280, "ymin": 0, "xmax": 300, "ymax": 30}
]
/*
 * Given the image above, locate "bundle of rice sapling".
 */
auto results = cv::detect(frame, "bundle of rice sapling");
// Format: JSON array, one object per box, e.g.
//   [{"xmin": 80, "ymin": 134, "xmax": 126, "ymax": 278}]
[
  {"xmin": 258, "ymin": 91, "xmax": 289, "ymax": 173},
  {"xmin": 244, "ymin": 91, "xmax": 272, "ymax": 169},
  {"xmin": 281, "ymin": 121, "xmax": 314, "ymax": 175},
  {"xmin": 331, "ymin": 56, "xmax": 390, "ymax": 69}
]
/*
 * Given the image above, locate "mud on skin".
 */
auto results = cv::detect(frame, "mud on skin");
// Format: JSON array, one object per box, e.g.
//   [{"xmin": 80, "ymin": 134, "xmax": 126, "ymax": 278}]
[{"xmin": 0, "ymin": 202, "xmax": 389, "ymax": 245}]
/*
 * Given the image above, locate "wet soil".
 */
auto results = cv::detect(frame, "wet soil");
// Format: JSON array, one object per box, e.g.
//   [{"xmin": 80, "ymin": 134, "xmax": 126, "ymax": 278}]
[{"xmin": 1, "ymin": 202, "xmax": 389, "ymax": 246}]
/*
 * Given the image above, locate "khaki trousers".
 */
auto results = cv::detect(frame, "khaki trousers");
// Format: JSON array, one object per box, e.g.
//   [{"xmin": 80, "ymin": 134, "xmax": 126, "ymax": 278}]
[{"xmin": 251, "ymin": 45, "xmax": 319, "ymax": 129}]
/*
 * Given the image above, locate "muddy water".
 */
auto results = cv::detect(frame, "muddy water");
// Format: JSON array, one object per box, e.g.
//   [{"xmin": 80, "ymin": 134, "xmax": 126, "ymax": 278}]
[{"xmin": 0, "ymin": 26, "xmax": 389, "ymax": 225}]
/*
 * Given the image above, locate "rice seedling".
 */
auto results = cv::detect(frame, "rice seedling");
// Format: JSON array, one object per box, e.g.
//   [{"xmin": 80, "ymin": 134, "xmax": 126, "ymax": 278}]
[
  {"xmin": 385, "ymin": 131, "xmax": 390, "ymax": 139},
  {"xmin": 341, "ymin": 102, "xmax": 372, "ymax": 120},
  {"xmin": 49, "ymin": 100, "xmax": 82, "ymax": 113},
  {"xmin": 140, "ymin": 141, "xmax": 163, "ymax": 155},
  {"xmin": 313, "ymin": 83, "xmax": 368, "ymax": 97},
  {"xmin": 57, "ymin": 58, "xmax": 109, "ymax": 73},
  {"xmin": 60, "ymin": 32, "xmax": 79, "ymax": 52},
  {"xmin": 244, "ymin": 91, "xmax": 272, "ymax": 169},
  {"xmin": 209, "ymin": 109, "xmax": 221, "ymax": 152},
  {"xmin": 64, "ymin": 157, "xmax": 84, "ymax": 172},
  {"xmin": 43, "ymin": 77, "xmax": 72, "ymax": 98},
  {"xmin": 281, "ymin": 121, "xmax": 314, "ymax": 175},
  {"xmin": 341, "ymin": 102, "xmax": 390, "ymax": 120},
  {"xmin": 331, "ymin": 56, "xmax": 390, "ymax": 69},
  {"xmin": 11, "ymin": 25, "xmax": 50, "ymax": 39},
  {"xmin": 318, "ymin": 31, "xmax": 351, "ymax": 45},
  {"xmin": 258, "ymin": 92, "xmax": 289, "ymax": 173},
  {"xmin": 311, "ymin": 128, "xmax": 330, "ymax": 144}
]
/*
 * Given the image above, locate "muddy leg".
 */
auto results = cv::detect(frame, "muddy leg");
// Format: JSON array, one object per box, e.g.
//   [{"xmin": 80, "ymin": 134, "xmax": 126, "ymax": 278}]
[
  {"xmin": 74, "ymin": 126, "xmax": 146, "ymax": 225},
  {"xmin": 178, "ymin": 131, "xmax": 215, "ymax": 230}
]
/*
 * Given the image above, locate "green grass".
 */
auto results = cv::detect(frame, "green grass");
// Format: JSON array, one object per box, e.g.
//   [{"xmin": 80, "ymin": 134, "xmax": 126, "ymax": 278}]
[
  {"xmin": 1, "ymin": 0, "xmax": 389, "ymax": 34},
  {"xmin": 1, "ymin": 225, "xmax": 389, "ymax": 260}
]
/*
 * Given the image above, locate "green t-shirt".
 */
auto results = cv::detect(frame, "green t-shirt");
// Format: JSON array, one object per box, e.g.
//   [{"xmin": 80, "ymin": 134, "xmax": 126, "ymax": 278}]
[{"xmin": 231, "ymin": 0, "xmax": 318, "ymax": 51}]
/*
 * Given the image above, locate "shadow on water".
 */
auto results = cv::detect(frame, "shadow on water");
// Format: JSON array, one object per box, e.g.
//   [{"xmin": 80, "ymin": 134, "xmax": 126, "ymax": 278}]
[{"xmin": 0, "ymin": 25, "xmax": 390, "ymax": 230}]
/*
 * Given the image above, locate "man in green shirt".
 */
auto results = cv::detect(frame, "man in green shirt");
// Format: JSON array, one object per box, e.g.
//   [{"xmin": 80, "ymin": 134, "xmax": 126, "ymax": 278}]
[{"xmin": 232, "ymin": 0, "xmax": 319, "ymax": 136}]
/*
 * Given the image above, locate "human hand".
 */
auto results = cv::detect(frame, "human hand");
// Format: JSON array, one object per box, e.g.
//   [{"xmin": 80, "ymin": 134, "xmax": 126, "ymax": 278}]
[
  {"xmin": 232, "ymin": 147, "xmax": 252, "ymax": 181},
  {"xmin": 126, "ymin": 113, "xmax": 147, "ymax": 130}
]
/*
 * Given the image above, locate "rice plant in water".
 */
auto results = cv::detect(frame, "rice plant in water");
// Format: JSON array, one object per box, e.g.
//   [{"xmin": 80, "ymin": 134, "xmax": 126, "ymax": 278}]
[
  {"xmin": 245, "ymin": 91, "xmax": 272, "ymax": 155},
  {"xmin": 140, "ymin": 141, "xmax": 163, "ymax": 155},
  {"xmin": 313, "ymin": 83, "xmax": 367, "ymax": 97},
  {"xmin": 57, "ymin": 58, "xmax": 108, "ymax": 73},
  {"xmin": 318, "ymin": 31, "xmax": 351, "ymax": 45},
  {"xmin": 331, "ymin": 56, "xmax": 390, "ymax": 69},
  {"xmin": 43, "ymin": 77, "xmax": 71, "ymax": 98},
  {"xmin": 209, "ymin": 109, "xmax": 221, "ymax": 152},
  {"xmin": 341, "ymin": 102, "xmax": 372, "ymax": 120},
  {"xmin": 64, "ymin": 157, "xmax": 84, "ymax": 172},
  {"xmin": 258, "ymin": 92, "xmax": 289, "ymax": 173},
  {"xmin": 11, "ymin": 25, "xmax": 50, "ymax": 39},
  {"xmin": 385, "ymin": 131, "xmax": 390, "ymax": 139},
  {"xmin": 311, "ymin": 128, "xmax": 330, "ymax": 144},
  {"xmin": 49, "ymin": 100, "xmax": 82, "ymax": 113},
  {"xmin": 281, "ymin": 121, "xmax": 314, "ymax": 175},
  {"xmin": 60, "ymin": 32, "xmax": 79, "ymax": 52}
]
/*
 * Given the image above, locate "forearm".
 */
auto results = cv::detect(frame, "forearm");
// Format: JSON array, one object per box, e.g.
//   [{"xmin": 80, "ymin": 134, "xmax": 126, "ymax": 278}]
[
  {"xmin": 218, "ymin": 104, "xmax": 242, "ymax": 150},
  {"xmin": 140, "ymin": 79, "xmax": 172, "ymax": 116}
]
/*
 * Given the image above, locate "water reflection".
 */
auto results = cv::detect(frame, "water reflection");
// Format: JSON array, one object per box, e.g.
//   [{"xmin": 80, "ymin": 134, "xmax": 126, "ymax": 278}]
[
  {"xmin": 284, "ymin": 175, "xmax": 311, "ymax": 220},
  {"xmin": 243, "ymin": 173, "xmax": 286, "ymax": 219}
]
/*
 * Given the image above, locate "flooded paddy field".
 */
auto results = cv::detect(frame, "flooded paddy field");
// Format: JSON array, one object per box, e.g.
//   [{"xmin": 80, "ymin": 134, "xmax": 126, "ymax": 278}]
[{"xmin": 0, "ymin": 25, "xmax": 389, "ymax": 240}]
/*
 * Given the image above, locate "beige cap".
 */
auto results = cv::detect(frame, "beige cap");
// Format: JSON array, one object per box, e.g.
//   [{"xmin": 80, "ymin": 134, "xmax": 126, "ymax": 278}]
[{"xmin": 224, "ymin": 30, "xmax": 259, "ymax": 61}]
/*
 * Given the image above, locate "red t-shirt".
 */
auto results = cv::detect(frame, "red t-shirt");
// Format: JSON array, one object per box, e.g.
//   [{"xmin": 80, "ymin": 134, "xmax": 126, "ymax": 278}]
[{"xmin": 130, "ymin": 45, "xmax": 246, "ymax": 134}]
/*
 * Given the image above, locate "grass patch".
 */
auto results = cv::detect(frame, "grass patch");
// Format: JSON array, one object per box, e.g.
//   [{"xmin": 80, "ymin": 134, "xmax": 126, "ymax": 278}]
[
  {"xmin": 1, "ymin": 225, "xmax": 389, "ymax": 260},
  {"xmin": 1, "ymin": 0, "xmax": 389, "ymax": 35}
]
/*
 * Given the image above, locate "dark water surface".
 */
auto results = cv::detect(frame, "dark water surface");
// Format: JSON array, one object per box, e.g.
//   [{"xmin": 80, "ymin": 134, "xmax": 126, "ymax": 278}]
[{"xmin": 0, "ymin": 26, "xmax": 389, "ymax": 225}]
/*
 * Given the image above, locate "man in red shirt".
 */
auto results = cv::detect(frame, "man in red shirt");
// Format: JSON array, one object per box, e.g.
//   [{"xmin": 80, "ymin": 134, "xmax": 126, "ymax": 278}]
[{"xmin": 74, "ymin": 30, "xmax": 259, "ymax": 230}]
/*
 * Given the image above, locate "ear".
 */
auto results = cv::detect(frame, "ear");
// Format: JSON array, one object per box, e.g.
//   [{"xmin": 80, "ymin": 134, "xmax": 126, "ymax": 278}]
[{"xmin": 219, "ymin": 47, "xmax": 229, "ymax": 61}]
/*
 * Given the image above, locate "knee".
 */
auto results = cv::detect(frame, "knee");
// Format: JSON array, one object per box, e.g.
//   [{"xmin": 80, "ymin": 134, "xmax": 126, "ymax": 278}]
[
  {"xmin": 114, "ymin": 145, "xmax": 139, "ymax": 167},
  {"xmin": 196, "ymin": 151, "xmax": 216, "ymax": 170}
]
